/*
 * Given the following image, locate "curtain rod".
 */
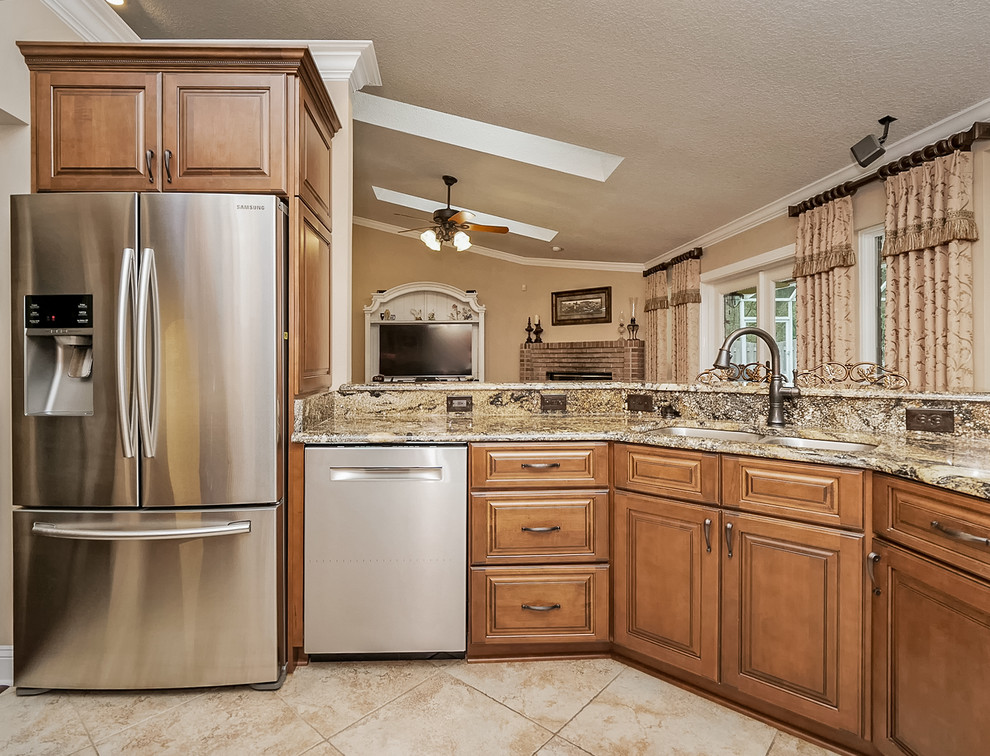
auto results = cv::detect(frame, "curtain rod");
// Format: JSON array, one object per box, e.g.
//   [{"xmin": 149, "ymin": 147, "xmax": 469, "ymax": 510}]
[
  {"xmin": 643, "ymin": 247, "xmax": 703, "ymax": 278},
  {"xmin": 787, "ymin": 121, "xmax": 990, "ymax": 217}
]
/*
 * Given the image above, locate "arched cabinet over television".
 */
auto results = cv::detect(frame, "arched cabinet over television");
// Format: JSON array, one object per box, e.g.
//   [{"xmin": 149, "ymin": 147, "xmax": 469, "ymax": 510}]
[{"xmin": 364, "ymin": 282, "xmax": 486, "ymax": 382}]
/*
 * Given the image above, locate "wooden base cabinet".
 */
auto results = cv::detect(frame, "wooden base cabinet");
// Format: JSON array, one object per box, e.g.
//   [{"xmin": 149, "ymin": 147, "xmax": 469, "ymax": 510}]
[
  {"xmin": 872, "ymin": 541, "xmax": 990, "ymax": 756},
  {"xmin": 613, "ymin": 492, "xmax": 720, "ymax": 681},
  {"xmin": 721, "ymin": 511, "xmax": 865, "ymax": 735}
]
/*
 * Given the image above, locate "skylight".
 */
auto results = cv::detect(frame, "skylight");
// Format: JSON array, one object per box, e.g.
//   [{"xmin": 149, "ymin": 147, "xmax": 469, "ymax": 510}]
[
  {"xmin": 354, "ymin": 93, "xmax": 623, "ymax": 182},
  {"xmin": 372, "ymin": 186, "xmax": 559, "ymax": 242}
]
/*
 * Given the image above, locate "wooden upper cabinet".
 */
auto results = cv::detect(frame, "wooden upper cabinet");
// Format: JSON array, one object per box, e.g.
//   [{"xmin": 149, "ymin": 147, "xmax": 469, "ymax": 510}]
[
  {"xmin": 721, "ymin": 511, "xmax": 865, "ymax": 735},
  {"xmin": 33, "ymin": 70, "xmax": 160, "ymax": 192},
  {"xmin": 161, "ymin": 73, "xmax": 286, "ymax": 193},
  {"xmin": 296, "ymin": 85, "xmax": 334, "ymax": 228},
  {"xmin": 291, "ymin": 199, "xmax": 332, "ymax": 396}
]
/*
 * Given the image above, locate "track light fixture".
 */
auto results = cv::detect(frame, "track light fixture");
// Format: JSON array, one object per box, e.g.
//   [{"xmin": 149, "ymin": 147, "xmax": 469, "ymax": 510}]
[{"xmin": 851, "ymin": 115, "xmax": 897, "ymax": 168}]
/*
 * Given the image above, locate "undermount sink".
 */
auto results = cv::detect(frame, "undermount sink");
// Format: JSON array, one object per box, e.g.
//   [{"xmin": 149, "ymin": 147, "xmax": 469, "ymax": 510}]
[
  {"xmin": 652, "ymin": 426, "xmax": 765, "ymax": 442},
  {"xmin": 759, "ymin": 436, "xmax": 878, "ymax": 453}
]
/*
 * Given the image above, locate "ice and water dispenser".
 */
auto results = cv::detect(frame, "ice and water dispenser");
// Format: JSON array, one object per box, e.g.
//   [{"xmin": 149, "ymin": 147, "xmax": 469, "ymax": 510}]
[{"xmin": 24, "ymin": 294, "xmax": 94, "ymax": 415}]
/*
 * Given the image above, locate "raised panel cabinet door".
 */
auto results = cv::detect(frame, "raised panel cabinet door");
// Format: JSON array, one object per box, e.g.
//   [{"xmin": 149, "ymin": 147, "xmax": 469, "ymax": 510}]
[
  {"xmin": 721, "ymin": 512, "xmax": 864, "ymax": 735},
  {"xmin": 161, "ymin": 73, "xmax": 286, "ymax": 193},
  {"xmin": 613, "ymin": 492, "xmax": 720, "ymax": 681},
  {"xmin": 613, "ymin": 444, "xmax": 719, "ymax": 504},
  {"xmin": 290, "ymin": 201, "xmax": 331, "ymax": 396},
  {"xmin": 872, "ymin": 542, "xmax": 990, "ymax": 756},
  {"xmin": 34, "ymin": 71, "xmax": 160, "ymax": 191},
  {"xmin": 297, "ymin": 86, "xmax": 333, "ymax": 227}
]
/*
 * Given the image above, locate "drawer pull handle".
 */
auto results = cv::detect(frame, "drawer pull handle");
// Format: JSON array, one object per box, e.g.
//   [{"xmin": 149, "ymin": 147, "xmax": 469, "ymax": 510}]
[
  {"xmin": 145, "ymin": 149, "xmax": 154, "ymax": 183},
  {"xmin": 703, "ymin": 518, "xmax": 712, "ymax": 553},
  {"xmin": 931, "ymin": 520, "xmax": 990, "ymax": 546},
  {"xmin": 867, "ymin": 551, "xmax": 882, "ymax": 595},
  {"xmin": 164, "ymin": 149, "xmax": 173, "ymax": 183},
  {"xmin": 725, "ymin": 522, "xmax": 734, "ymax": 558},
  {"xmin": 521, "ymin": 603, "xmax": 561, "ymax": 612},
  {"xmin": 520, "ymin": 463, "xmax": 561, "ymax": 470},
  {"xmin": 521, "ymin": 525, "xmax": 561, "ymax": 533}
]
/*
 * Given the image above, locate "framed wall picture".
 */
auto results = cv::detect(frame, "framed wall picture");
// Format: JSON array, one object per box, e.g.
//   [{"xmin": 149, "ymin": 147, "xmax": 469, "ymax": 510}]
[{"xmin": 551, "ymin": 286, "xmax": 612, "ymax": 325}]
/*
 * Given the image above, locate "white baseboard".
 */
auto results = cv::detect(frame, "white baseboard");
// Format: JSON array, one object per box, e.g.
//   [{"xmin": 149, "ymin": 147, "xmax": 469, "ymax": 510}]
[{"xmin": 0, "ymin": 646, "xmax": 11, "ymax": 687}]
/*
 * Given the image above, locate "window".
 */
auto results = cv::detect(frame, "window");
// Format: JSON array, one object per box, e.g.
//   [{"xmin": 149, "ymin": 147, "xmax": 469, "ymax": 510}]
[
  {"xmin": 700, "ymin": 245, "xmax": 797, "ymax": 381},
  {"xmin": 858, "ymin": 225, "xmax": 887, "ymax": 365}
]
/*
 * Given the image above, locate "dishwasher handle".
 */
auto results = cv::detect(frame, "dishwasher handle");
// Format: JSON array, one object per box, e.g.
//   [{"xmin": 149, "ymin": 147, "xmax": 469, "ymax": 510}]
[{"xmin": 328, "ymin": 466, "xmax": 444, "ymax": 482}]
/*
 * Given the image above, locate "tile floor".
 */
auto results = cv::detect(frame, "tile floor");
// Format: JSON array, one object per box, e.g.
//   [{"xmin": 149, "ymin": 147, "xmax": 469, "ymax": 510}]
[{"xmin": 0, "ymin": 658, "xmax": 842, "ymax": 756}]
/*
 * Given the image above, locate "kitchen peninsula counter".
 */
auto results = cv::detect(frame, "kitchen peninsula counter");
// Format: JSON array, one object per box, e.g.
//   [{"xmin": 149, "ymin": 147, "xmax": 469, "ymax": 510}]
[{"xmin": 293, "ymin": 382, "xmax": 990, "ymax": 500}]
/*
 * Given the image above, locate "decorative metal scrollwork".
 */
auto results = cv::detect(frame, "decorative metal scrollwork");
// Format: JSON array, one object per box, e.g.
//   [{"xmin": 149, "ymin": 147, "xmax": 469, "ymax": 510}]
[
  {"xmin": 696, "ymin": 362, "xmax": 772, "ymax": 384},
  {"xmin": 793, "ymin": 362, "xmax": 909, "ymax": 390}
]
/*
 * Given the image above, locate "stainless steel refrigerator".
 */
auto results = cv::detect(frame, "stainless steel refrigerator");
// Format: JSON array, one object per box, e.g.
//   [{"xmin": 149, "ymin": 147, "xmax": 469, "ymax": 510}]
[{"xmin": 10, "ymin": 192, "xmax": 287, "ymax": 692}]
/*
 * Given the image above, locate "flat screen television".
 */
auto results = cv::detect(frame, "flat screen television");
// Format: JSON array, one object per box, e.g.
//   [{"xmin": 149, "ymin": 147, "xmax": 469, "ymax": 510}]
[{"xmin": 378, "ymin": 323, "xmax": 474, "ymax": 380}]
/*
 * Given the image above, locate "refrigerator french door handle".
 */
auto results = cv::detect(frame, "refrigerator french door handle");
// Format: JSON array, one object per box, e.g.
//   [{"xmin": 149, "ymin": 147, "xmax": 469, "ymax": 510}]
[
  {"xmin": 116, "ymin": 247, "xmax": 137, "ymax": 458},
  {"xmin": 136, "ymin": 247, "xmax": 161, "ymax": 457},
  {"xmin": 32, "ymin": 520, "xmax": 251, "ymax": 541}
]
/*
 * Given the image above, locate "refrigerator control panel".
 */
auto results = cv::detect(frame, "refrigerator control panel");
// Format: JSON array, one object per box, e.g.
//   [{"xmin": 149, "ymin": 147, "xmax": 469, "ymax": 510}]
[{"xmin": 25, "ymin": 294, "xmax": 93, "ymax": 330}]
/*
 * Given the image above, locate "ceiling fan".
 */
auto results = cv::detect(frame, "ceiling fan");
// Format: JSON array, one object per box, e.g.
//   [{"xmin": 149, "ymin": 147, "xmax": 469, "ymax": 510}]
[{"xmin": 398, "ymin": 175, "xmax": 509, "ymax": 251}]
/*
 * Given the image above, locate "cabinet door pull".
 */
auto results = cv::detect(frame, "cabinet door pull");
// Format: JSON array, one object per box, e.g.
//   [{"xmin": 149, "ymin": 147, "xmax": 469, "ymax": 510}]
[
  {"xmin": 725, "ymin": 522, "xmax": 734, "ymax": 558},
  {"xmin": 520, "ymin": 462, "xmax": 560, "ymax": 470},
  {"xmin": 931, "ymin": 520, "xmax": 990, "ymax": 546},
  {"xmin": 867, "ymin": 551, "xmax": 882, "ymax": 595},
  {"xmin": 521, "ymin": 603, "xmax": 561, "ymax": 612},
  {"xmin": 145, "ymin": 149, "xmax": 154, "ymax": 183},
  {"xmin": 164, "ymin": 149, "xmax": 173, "ymax": 183},
  {"xmin": 703, "ymin": 518, "xmax": 712, "ymax": 553},
  {"xmin": 521, "ymin": 525, "xmax": 561, "ymax": 533}
]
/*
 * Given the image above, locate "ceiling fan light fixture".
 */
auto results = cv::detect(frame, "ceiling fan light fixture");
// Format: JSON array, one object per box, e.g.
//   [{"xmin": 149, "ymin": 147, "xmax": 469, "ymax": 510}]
[
  {"xmin": 420, "ymin": 228, "xmax": 441, "ymax": 251},
  {"xmin": 453, "ymin": 230, "xmax": 471, "ymax": 251}
]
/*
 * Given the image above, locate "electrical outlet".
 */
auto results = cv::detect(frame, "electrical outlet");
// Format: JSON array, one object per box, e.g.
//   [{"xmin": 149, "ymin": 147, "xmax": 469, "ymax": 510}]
[
  {"xmin": 446, "ymin": 395, "xmax": 473, "ymax": 412},
  {"xmin": 905, "ymin": 407, "xmax": 955, "ymax": 433},
  {"xmin": 541, "ymin": 394, "xmax": 567, "ymax": 412},
  {"xmin": 626, "ymin": 394, "xmax": 654, "ymax": 412}
]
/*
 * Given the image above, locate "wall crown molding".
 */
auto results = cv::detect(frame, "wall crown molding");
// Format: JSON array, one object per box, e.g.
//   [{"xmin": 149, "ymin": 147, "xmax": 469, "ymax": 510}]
[{"xmin": 41, "ymin": 0, "xmax": 140, "ymax": 42}]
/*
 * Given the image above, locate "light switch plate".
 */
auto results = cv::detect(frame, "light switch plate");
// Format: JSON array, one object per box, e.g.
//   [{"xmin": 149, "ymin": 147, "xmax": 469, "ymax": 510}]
[
  {"xmin": 541, "ymin": 394, "xmax": 567, "ymax": 412},
  {"xmin": 446, "ymin": 395, "xmax": 473, "ymax": 412},
  {"xmin": 626, "ymin": 394, "xmax": 655, "ymax": 412},
  {"xmin": 905, "ymin": 407, "xmax": 954, "ymax": 433}
]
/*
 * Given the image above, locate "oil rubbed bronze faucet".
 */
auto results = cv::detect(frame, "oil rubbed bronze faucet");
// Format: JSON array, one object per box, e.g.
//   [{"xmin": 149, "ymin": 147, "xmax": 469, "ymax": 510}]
[{"xmin": 714, "ymin": 327, "xmax": 800, "ymax": 426}]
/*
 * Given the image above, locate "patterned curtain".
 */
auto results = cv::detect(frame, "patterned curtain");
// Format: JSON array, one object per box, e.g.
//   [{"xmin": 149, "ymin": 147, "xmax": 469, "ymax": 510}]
[
  {"xmin": 670, "ymin": 256, "xmax": 702, "ymax": 382},
  {"xmin": 883, "ymin": 150, "xmax": 977, "ymax": 391},
  {"xmin": 644, "ymin": 268, "xmax": 669, "ymax": 382},
  {"xmin": 794, "ymin": 196, "xmax": 856, "ymax": 368}
]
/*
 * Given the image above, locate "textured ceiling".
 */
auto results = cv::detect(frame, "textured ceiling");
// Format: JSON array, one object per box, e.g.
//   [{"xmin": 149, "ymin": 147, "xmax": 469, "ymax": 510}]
[{"xmin": 113, "ymin": 0, "xmax": 990, "ymax": 264}]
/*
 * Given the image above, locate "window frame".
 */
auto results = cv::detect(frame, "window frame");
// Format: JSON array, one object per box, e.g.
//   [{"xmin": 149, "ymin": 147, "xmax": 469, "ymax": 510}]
[
  {"xmin": 857, "ymin": 224, "xmax": 885, "ymax": 364},
  {"xmin": 700, "ymin": 244, "xmax": 796, "ymax": 372}
]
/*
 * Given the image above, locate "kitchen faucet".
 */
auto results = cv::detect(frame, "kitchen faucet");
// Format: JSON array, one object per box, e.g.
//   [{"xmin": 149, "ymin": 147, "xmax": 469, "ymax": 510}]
[{"xmin": 713, "ymin": 327, "xmax": 800, "ymax": 426}]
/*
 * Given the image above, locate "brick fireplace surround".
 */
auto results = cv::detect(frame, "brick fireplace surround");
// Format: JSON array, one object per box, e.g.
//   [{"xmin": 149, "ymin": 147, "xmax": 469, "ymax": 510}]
[{"xmin": 519, "ymin": 339, "xmax": 645, "ymax": 382}]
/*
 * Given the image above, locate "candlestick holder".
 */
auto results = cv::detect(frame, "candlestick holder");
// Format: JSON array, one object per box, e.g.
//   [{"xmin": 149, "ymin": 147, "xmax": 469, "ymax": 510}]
[
  {"xmin": 533, "ymin": 321, "xmax": 543, "ymax": 343},
  {"xmin": 627, "ymin": 316, "xmax": 640, "ymax": 340},
  {"xmin": 525, "ymin": 317, "xmax": 534, "ymax": 344}
]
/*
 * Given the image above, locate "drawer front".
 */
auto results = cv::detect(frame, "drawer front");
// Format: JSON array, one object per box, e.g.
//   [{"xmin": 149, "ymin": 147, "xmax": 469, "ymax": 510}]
[
  {"xmin": 613, "ymin": 444, "xmax": 719, "ymax": 504},
  {"xmin": 470, "ymin": 491, "xmax": 608, "ymax": 564},
  {"xmin": 722, "ymin": 455, "xmax": 865, "ymax": 529},
  {"xmin": 874, "ymin": 474, "xmax": 990, "ymax": 581},
  {"xmin": 470, "ymin": 566, "xmax": 609, "ymax": 643},
  {"xmin": 470, "ymin": 442, "xmax": 608, "ymax": 489}
]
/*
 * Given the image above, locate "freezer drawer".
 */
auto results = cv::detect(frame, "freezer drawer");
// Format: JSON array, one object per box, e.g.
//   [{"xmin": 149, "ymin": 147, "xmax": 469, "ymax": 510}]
[
  {"xmin": 13, "ymin": 506, "xmax": 283, "ymax": 690},
  {"xmin": 304, "ymin": 445, "xmax": 467, "ymax": 654}
]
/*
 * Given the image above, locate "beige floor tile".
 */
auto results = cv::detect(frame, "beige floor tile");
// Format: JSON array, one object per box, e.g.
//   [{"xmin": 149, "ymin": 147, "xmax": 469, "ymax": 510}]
[
  {"xmin": 0, "ymin": 688, "xmax": 93, "ymax": 756},
  {"xmin": 301, "ymin": 743, "xmax": 344, "ymax": 756},
  {"xmin": 535, "ymin": 736, "xmax": 595, "ymax": 755},
  {"xmin": 68, "ymin": 749, "xmax": 98, "ymax": 756},
  {"xmin": 276, "ymin": 661, "xmax": 439, "ymax": 737},
  {"xmin": 445, "ymin": 658, "xmax": 624, "ymax": 730},
  {"xmin": 559, "ymin": 667, "xmax": 777, "ymax": 756},
  {"xmin": 329, "ymin": 673, "xmax": 553, "ymax": 756},
  {"xmin": 66, "ymin": 688, "xmax": 208, "ymax": 743},
  {"xmin": 767, "ymin": 731, "xmax": 842, "ymax": 756},
  {"xmin": 93, "ymin": 687, "xmax": 322, "ymax": 755}
]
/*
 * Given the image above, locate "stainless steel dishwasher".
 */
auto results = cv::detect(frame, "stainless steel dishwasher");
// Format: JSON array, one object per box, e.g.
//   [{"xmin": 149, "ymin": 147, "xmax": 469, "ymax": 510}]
[{"xmin": 304, "ymin": 445, "xmax": 467, "ymax": 654}]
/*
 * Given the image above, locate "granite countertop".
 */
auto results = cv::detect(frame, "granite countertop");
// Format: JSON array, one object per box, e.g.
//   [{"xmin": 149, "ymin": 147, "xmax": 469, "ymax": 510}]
[{"xmin": 294, "ymin": 413, "xmax": 990, "ymax": 501}]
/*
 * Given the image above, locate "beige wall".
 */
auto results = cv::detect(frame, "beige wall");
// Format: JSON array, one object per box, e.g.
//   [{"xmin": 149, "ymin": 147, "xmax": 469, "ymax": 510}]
[
  {"xmin": 1, "ymin": 0, "xmax": 82, "ymax": 652},
  {"xmin": 351, "ymin": 224, "xmax": 646, "ymax": 383}
]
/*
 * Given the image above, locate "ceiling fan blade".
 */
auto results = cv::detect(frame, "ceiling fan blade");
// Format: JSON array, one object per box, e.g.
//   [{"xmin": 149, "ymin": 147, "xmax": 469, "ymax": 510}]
[
  {"xmin": 447, "ymin": 210, "xmax": 475, "ymax": 225},
  {"xmin": 463, "ymin": 223, "xmax": 509, "ymax": 234}
]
